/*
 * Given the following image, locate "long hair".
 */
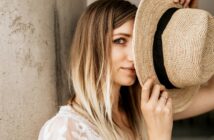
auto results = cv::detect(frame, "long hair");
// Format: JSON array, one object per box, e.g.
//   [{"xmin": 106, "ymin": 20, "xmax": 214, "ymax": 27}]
[{"xmin": 68, "ymin": 0, "xmax": 143, "ymax": 139}]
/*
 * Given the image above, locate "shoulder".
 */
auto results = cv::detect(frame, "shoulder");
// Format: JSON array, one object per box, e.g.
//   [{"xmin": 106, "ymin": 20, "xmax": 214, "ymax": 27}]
[{"xmin": 38, "ymin": 105, "xmax": 102, "ymax": 140}]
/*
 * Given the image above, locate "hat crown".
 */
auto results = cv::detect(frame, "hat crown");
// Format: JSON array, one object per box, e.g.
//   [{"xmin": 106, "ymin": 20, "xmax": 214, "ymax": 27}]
[
  {"xmin": 162, "ymin": 9, "xmax": 214, "ymax": 88},
  {"xmin": 134, "ymin": 0, "xmax": 214, "ymax": 114}
]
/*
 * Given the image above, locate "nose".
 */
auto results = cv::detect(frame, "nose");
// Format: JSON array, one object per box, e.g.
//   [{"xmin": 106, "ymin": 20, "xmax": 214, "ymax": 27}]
[{"xmin": 127, "ymin": 40, "xmax": 134, "ymax": 61}]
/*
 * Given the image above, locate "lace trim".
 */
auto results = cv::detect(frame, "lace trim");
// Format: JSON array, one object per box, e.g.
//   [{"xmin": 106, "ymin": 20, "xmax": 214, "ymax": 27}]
[{"xmin": 58, "ymin": 105, "xmax": 100, "ymax": 138}]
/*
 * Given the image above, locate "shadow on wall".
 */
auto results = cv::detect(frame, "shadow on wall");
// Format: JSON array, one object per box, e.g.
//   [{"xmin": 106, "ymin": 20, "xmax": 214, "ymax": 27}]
[
  {"xmin": 55, "ymin": 0, "xmax": 87, "ymax": 105},
  {"xmin": 198, "ymin": 0, "xmax": 214, "ymax": 15}
]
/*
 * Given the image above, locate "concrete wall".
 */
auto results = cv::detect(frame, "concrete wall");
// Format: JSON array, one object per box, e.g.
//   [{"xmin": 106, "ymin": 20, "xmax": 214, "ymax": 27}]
[
  {"xmin": 0, "ymin": 0, "xmax": 86, "ymax": 140},
  {"xmin": 198, "ymin": 0, "xmax": 214, "ymax": 15},
  {"xmin": 55, "ymin": 0, "xmax": 86, "ymax": 105},
  {"xmin": 0, "ymin": 0, "xmax": 57, "ymax": 139}
]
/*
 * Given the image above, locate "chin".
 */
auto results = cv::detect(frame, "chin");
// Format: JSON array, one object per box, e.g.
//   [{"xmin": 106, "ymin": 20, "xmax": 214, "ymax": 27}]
[{"xmin": 121, "ymin": 78, "xmax": 136, "ymax": 86}]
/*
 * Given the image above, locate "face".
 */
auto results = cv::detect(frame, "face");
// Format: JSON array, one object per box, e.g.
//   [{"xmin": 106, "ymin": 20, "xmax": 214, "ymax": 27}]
[{"xmin": 111, "ymin": 19, "xmax": 136, "ymax": 87}]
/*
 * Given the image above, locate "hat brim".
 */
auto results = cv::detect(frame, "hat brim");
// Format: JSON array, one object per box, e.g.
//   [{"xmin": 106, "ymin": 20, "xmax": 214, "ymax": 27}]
[{"xmin": 133, "ymin": 0, "xmax": 200, "ymax": 113}]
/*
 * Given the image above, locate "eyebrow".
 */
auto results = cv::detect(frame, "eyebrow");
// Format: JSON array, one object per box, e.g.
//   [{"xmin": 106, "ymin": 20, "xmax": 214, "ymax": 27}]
[{"xmin": 113, "ymin": 33, "xmax": 132, "ymax": 37}]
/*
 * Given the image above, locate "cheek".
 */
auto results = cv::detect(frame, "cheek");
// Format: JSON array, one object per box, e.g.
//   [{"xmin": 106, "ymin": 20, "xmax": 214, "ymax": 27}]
[{"xmin": 111, "ymin": 47, "xmax": 124, "ymax": 65}]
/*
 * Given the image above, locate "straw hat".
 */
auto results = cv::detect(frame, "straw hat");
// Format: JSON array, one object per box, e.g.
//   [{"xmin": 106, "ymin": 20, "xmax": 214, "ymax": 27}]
[{"xmin": 133, "ymin": 0, "xmax": 214, "ymax": 113}]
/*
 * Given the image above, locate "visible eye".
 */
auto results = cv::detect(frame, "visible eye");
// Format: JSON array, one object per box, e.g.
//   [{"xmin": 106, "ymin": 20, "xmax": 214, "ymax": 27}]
[{"xmin": 113, "ymin": 38, "xmax": 127, "ymax": 45}]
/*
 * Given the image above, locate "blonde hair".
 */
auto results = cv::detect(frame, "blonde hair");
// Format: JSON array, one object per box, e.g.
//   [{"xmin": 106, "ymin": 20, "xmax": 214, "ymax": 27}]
[{"xmin": 68, "ymin": 0, "xmax": 143, "ymax": 139}]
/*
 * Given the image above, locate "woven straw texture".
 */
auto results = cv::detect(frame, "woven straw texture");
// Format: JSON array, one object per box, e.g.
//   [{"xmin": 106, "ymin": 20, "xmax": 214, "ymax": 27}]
[{"xmin": 133, "ymin": 0, "xmax": 214, "ymax": 113}]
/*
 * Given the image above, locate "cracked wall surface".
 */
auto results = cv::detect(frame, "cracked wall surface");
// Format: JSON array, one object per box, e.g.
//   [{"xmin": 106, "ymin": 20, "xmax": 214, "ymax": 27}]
[
  {"xmin": 0, "ymin": 0, "xmax": 87, "ymax": 139},
  {"xmin": 0, "ymin": 0, "xmax": 57, "ymax": 140}
]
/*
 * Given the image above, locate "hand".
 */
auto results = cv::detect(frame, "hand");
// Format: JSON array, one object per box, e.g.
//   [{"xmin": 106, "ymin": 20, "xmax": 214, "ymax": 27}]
[
  {"xmin": 140, "ymin": 77, "xmax": 173, "ymax": 140},
  {"xmin": 173, "ymin": 0, "xmax": 193, "ymax": 8}
]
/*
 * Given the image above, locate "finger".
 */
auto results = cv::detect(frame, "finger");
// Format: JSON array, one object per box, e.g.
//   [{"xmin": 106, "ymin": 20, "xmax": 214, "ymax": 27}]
[
  {"xmin": 173, "ymin": 0, "xmax": 179, "ymax": 3},
  {"xmin": 162, "ymin": 98, "xmax": 173, "ymax": 117},
  {"xmin": 180, "ymin": 0, "xmax": 185, "ymax": 5},
  {"xmin": 184, "ymin": 0, "xmax": 191, "ymax": 8},
  {"xmin": 158, "ymin": 91, "xmax": 168, "ymax": 106},
  {"xmin": 149, "ymin": 84, "xmax": 166, "ymax": 102},
  {"xmin": 160, "ymin": 84, "xmax": 166, "ymax": 91},
  {"xmin": 166, "ymin": 97, "xmax": 172, "ymax": 110},
  {"xmin": 141, "ymin": 78, "xmax": 154, "ymax": 102},
  {"xmin": 149, "ymin": 84, "xmax": 162, "ymax": 103},
  {"xmin": 159, "ymin": 89, "xmax": 168, "ymax": 99}
]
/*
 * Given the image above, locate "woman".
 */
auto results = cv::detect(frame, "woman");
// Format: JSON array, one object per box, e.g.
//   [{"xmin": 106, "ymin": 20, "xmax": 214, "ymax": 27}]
[{"xmin": 39, "ymin": 0, "xmax": 212, "ymax": 140}]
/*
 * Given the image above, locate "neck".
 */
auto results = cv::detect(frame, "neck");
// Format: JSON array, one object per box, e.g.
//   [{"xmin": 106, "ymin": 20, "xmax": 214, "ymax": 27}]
[
  {"xmin": 111, "ymin": 83, "xmax": 132, "ymax": 131},
  {"xmin": 111, "ymin": 83, "xmax": 122, "ymax": 114}
]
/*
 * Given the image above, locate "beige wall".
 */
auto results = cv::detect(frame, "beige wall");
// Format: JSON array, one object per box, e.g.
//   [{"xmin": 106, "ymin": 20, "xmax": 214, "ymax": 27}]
[
  {"xmin": 198, "ymin": 0, "xmax": 214, "ymax": 15},
  {"xmin": 55, "ymin": 0, "xmax": 86, "ymax": 105},
  {"xmin": 0, "ymin": 0, "xmax": 86, "ymax": 140},
  {"xmin": 0, "ymin": 0, "xmax": 57, "ymax": 139}
]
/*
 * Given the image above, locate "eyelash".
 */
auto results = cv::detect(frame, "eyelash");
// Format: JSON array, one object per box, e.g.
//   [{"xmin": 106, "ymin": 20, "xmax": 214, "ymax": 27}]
[{"xmin": 113, "ymin": 38, "xmax": 127, "ymax": 45}]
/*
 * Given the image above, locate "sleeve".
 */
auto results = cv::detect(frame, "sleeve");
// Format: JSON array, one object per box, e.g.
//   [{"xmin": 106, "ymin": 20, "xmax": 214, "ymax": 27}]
[{"xmin": 38, "ymin": 115, "xmax": 101, "ymax": 140}]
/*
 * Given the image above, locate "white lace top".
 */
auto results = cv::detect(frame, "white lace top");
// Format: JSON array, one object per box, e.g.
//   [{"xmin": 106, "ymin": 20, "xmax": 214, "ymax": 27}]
[{"xmin": 38, "ymin": 105, "xmax": 102, "ymax": 140}]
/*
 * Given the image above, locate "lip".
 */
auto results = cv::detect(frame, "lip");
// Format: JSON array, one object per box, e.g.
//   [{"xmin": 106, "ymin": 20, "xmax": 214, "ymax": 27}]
[{"xmin": 121, "ymin": 67, "xmax": 136, "ymax": 73}]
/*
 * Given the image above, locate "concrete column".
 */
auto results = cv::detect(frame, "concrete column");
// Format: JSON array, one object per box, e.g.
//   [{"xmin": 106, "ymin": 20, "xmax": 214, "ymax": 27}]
[
  {"xmin": 55, "ymin": 0, "xmax": 86, "ymax": 105},
  {"xmin": 0, "ymin": 0, "xmax": 57, "ymax": 140}
]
